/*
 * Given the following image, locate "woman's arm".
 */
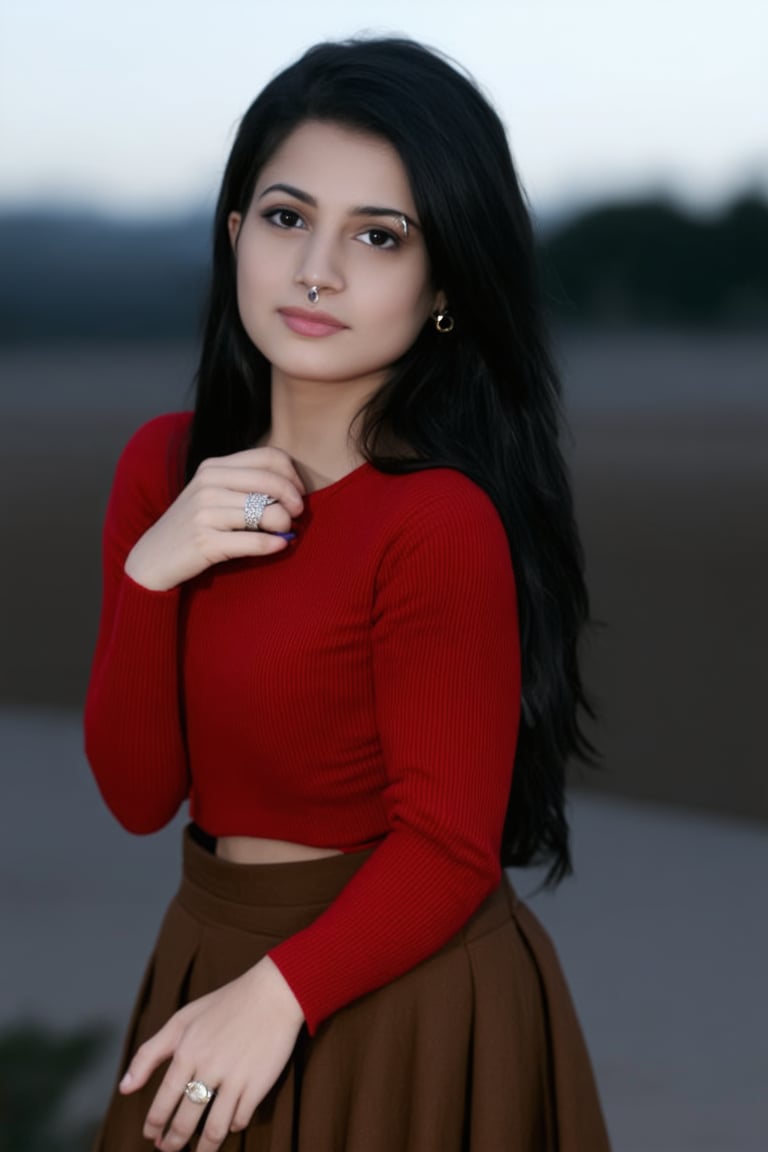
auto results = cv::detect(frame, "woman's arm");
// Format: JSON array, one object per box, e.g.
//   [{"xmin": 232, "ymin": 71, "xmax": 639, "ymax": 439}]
[
  {"xmin": 84, "ymin": 414, "xmax": 194, "ymax": 831},
  {"xmin": 84, "ymin": 412, "xmax": 305, "ymax": 832},
  {"xmin": 269, "ymin": 476, "xmax": 521, "ymax": 1031}
]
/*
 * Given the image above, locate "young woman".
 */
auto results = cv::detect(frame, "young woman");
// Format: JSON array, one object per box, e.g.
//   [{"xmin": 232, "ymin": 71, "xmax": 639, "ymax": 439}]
[{"xmin": 85, "ymin": 37, "xmax": 611, "ymax": 1152}]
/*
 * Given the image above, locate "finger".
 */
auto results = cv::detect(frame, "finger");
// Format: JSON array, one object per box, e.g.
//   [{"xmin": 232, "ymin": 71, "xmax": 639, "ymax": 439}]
[
  {"xmin": 218, "ymin": 472, "xmax": 306, "ymax": 518},
  {"xmin": 196, "ymin": 467, "xmax": 304, "ymax": 516},
  {"xmin": 152, "ymin": 1101, "xmax": 199, "ymax": 1150},
  {"xmin": 236, "ymin": 471, "xmax": 305, "ymax": 515},
  {"xmin": 119, "ymin": 1022, "xmax": 181, "ymax": 1094},
  {"xmin": 154, "ymin": 1085, "xmax": 235, "ymax": 1152},
  {"xmin": 230, "ymin": 1086, "xmax": 262, "ymax": 1134},
  {"xmin": 196, "ymin": 459, "xmax": 305, "ymax": 509},
  {"xmin": 188, "ymin": 493, "xmax": 295, "ymax": 536},
  {"xmin": 205, "ymin": 531, "xmax": 291, "ymax": 565},
  {"xmin": 195, "ymin": 1088, "xmax": 241, "ymax": 1152},
  {"xmin": 227, "ymin": 495, "xmax": 295, "ymax": 536},
  {"xmin": 254, "ymin": 504, "xmax": 295, "ymax": 536},
  {"xmin": 142, "ymin": 1063, "xmax": 197, "ymax": 1146},
  {"xmin": 218, "ymin": 446, "xmax": 307, "ymax": 492}
]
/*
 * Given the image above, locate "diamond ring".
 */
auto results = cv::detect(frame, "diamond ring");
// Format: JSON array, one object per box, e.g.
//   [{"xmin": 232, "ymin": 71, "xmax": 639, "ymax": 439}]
[{"xmin": 243, "ymin": 492, "xmax": 278, "ymax": 531}]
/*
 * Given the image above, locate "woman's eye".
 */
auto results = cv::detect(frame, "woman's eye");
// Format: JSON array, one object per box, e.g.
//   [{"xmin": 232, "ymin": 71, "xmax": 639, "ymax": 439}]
[
  {"xmin": 264, "ymin": 208, "xmax": 305, "ymax": 230},
  {"xmin": 358, "ymin": 228, "xmax": 397, "ymax": 249}
]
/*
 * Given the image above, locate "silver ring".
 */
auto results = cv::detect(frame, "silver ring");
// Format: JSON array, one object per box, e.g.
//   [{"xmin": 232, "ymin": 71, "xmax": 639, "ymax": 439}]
[
  {"xmin": 184, "ymin": 1079, "xmax": 215, "ymax": 1106},
  {"xmin": 243, "ymin": 492, "xmax": 277, "ymax": 531}
]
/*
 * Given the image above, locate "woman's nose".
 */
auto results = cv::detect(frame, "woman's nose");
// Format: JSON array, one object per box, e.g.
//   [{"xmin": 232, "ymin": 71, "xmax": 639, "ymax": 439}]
[{"xmin": 294, "ymin": 230, "xmax": 345, "ymax": 296}]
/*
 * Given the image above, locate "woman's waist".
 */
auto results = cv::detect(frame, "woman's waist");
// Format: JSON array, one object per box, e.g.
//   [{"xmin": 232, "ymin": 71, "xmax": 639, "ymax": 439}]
[
  {"xmin": 177, "ymin": 824, "xmax": 515, "ymax": 949},
  {"xmin": 189, "ymin": 788, "xmax": 387, "ymax": 855},
  {"xmin": 216, "ymin": 834, "xmax": 344, "ymax": 865},
  {"xmin": 177, "ymin": 824, "xmax": 375, "ymax": 934}
]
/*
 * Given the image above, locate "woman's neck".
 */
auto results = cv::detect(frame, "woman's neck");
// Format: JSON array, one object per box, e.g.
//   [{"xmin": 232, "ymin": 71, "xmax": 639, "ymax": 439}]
[{"xmin": 265, "ymin": 372, "xmax": 375, "ymax": 492}]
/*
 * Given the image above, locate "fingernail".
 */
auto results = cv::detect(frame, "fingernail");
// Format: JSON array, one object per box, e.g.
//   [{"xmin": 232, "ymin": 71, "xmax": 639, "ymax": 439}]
[
  {"xmin": 275, "ymin": 532, "xmax": 296, "ymax": 541},
  {"xmin": 119, "ymin": 1071, "xmax": 133, "ymax": 1091}
]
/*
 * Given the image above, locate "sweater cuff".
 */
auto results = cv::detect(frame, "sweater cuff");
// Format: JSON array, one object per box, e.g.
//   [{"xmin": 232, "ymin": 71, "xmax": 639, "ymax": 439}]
[{"xmin": 266, "ymin": 946, "xmax": 321, "ymax": 1035}]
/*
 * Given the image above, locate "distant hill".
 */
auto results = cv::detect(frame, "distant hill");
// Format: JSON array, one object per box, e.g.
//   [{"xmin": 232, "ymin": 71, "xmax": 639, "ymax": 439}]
[
  {"xmin": 0, "ymin": 212, "xmax": 210, "ymax": 343},
  {"xmin": 541, "ymin": 194, "xmax": 768, "ymax": 327},
  {"xmin": 1, "ymin": 195, "xmax": 766, "ymax": 343}
]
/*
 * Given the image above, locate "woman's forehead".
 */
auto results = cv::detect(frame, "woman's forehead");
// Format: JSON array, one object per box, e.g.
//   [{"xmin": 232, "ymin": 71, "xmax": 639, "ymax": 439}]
[{"xmin": 255, "ymin": 121, "xmax": 417, "ymax": 213}]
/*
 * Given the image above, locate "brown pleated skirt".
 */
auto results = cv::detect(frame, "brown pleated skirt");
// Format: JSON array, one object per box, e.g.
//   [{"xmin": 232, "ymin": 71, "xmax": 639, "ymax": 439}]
[{"xmin": 94, "ymin": 825, "xmax": 610, "ymax": 1151}]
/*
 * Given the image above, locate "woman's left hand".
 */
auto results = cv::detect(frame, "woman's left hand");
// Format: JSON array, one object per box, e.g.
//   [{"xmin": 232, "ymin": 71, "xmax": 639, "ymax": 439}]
[{"xmin": 118, "ymin": 956, "xmax": 305, "ymax": 1151}]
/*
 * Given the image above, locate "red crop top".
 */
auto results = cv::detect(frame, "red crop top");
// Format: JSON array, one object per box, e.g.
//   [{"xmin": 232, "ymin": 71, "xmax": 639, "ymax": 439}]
[{"xmin": 85, "ymin": 412, "xmax": 521, "ymax": 1033}]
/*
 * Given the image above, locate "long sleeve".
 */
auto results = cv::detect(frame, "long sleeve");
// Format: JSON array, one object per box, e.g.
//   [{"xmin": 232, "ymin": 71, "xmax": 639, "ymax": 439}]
[
  {"xmin": 84, "ymin": 412, "xmax": 192, "ymax": 833},
  {"xmin": 269, "ymin": 479, "xmax": 521, "ymax": 1033}
]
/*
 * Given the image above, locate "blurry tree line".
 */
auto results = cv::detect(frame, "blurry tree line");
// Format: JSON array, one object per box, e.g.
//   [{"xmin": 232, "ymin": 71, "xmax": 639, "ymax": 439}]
[
  {"xmin": 0, "ymin": 192, "xmax": 766, "ymax": 343},
  {"xmin": 540, "ymin": 192, "xmax": 768, "ymax": 327},
  {"xmin": 0, "ymin": 1021, "xmax": 109, "ymax": 1150}
]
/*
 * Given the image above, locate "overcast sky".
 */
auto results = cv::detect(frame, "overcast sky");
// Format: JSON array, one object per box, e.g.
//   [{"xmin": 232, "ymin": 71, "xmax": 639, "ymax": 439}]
[{"xmin": 1, "ymin": 0, "xmax": 765, "ymax": 217}]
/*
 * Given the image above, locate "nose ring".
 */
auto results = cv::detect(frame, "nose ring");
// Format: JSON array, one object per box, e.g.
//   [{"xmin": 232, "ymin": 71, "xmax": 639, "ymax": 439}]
[{"xmin": 307, "ymin": 286, "xmax": 320, "ymax": 304}]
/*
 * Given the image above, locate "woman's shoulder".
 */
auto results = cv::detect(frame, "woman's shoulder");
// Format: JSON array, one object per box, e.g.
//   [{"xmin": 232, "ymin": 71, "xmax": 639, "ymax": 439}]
[
  {"xmin": 116, "ymin": 410, "xmax": 192, "ymax": 472},
  {"xmin": 362, "ymin": 466, "xmax": 513, "ymax": 579},
  {"xmin": 366, "ymin": 466, "xmax": 517, "ymax": 605},
  {"xmin": 111, "ymin": 410, "xmax": 192, "ymax": 508},
  {"xmin": 119, "ymin": 410, "xmax": 193, "ymax": 461},
  {"xmin": 368, "ymin": 465, "xmax": 505, "ymax": 532}
]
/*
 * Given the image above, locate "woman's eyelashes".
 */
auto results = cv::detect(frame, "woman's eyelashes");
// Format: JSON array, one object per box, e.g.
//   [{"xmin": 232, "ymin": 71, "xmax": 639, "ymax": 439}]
[
  {"xmin": 260, "ymin": 206, "xmax": 400, "ymax": 250},
  {"xmin": 262, "ymin": 206, "xmax": 306, "ymax": 230},
  {"xmin": 357, "ymin": 227, "xmax": 398, "ymax": 249}
]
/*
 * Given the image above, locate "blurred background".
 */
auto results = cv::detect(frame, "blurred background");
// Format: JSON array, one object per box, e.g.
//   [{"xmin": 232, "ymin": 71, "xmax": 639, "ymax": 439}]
[{"xmin": 1, "ymin": 2, "xmax": 766, "ymax": 1149}]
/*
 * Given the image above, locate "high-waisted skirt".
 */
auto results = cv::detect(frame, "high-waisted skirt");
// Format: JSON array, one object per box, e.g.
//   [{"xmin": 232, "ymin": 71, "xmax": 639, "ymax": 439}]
[{"xmin": 93, "ymin": 825, "xmax": 610, "ymax": 1151}]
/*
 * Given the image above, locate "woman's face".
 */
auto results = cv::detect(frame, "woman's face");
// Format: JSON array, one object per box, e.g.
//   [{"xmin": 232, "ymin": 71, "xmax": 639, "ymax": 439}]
[{"xmin": 228, "ymin": 120, "xmax": 445, "ymax": 395}]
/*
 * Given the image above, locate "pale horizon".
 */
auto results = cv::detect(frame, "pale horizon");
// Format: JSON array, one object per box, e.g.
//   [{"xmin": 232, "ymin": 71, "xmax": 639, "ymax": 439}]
[{"xmin": 1, "ymin": 0, "xmax": 766, "ymax": 217}]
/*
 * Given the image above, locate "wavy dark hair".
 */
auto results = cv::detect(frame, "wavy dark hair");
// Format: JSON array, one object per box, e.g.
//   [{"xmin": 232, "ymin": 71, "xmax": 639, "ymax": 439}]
[{"xmin": 186, "ymin": 37, "xmax": 599, "ymax": 883}]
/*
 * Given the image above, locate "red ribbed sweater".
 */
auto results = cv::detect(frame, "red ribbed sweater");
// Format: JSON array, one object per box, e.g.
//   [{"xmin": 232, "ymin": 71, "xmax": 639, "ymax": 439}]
[{"xmin": 85, "ymin": 412, "xmax": 521, "ymax": 1034}]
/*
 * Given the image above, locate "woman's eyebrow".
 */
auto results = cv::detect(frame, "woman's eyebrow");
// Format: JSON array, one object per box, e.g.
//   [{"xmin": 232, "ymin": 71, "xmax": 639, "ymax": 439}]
[
  {"xmin": 257, "ymin": 184, "xmax": 418, "ymax": 231},
  {"xmin": 258, "ymin": 182, "xmax": 316, "ymax": 205},
  {"xmin": 351, "ymin": 206, "xmax": 419, "ymax": 232}
]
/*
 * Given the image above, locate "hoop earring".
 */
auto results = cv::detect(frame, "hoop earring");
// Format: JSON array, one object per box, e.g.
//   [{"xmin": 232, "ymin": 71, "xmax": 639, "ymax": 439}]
[{"xmin": 433, "ymin": 310, "xmax": 454, "ymax": 334}]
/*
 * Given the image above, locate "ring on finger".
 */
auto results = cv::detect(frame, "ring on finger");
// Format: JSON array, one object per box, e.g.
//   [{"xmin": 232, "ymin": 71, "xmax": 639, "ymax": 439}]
[
  {"xmin": 243, "ymin": 492, "xmax": 278, "ymax": 531},
  {"xmin": 184, "ymin": 1079, "xmax": 216, "ymax": 1106}
]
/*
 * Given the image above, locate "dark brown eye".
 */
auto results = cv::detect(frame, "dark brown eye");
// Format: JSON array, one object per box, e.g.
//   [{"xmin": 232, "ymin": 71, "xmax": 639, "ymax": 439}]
[
  {"xmin": 263, "ymin": 207, "xmax": 304, "ymax": 229},
  {"xmin": 359, "ymin": 228, "xmax": 397, "ymax": 249}
]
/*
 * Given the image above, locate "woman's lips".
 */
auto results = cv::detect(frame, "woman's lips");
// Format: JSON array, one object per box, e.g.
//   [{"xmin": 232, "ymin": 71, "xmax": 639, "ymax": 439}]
[{"xmin": 278, "ymin": 308, "xmax": 348, "ymax": 338}]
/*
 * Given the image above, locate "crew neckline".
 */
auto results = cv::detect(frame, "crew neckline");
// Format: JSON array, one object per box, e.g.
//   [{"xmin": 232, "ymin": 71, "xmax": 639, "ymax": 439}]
[{"xmin": 304, "ymin": 460, "xmax": 373, "ymax": 503}]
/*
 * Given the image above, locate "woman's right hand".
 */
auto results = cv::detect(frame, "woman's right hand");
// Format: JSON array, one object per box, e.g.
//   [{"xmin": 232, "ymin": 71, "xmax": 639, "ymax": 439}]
[{"xmin": 124, "ymin": 446, "xmax": 305, "ymax": 590}]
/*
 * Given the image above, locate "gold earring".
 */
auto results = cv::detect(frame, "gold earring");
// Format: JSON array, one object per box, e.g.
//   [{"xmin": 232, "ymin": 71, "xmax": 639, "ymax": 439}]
[{"xmin": 433, "ymin": 309, "xmax": 454, "ymax": 334}]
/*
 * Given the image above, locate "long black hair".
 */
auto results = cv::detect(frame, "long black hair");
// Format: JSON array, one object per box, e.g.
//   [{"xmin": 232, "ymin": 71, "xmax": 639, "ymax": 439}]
[{"xmin": 187, "ymin": 37, "xmax": 599, "ymax": 883}]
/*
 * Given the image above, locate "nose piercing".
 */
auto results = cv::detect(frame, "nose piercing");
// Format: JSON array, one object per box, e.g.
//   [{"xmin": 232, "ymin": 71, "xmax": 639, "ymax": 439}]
[{"xmin": 307, "ymin": 286, "xmax": 320, "ymax": 304}]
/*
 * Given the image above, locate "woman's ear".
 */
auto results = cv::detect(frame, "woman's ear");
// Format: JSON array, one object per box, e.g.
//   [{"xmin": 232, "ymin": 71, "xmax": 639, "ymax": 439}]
[
  {"xmin": 227, "ymin": 212, "xmax": 242, "ymax": 252},
  {"xmin": 433, "ymin": 290, "xmax": 448, "ymax": 315}
]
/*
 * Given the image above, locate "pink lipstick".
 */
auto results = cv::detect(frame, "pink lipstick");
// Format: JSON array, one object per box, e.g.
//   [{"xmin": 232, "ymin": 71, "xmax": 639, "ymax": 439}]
[{"xmin": 278, "ymin": 308, "xmax": 347, "ymax": 338}]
